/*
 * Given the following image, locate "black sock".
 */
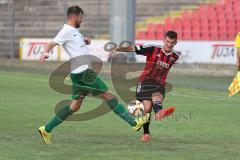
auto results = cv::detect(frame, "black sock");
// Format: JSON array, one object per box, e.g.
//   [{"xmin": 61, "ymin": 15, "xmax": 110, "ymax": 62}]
[
  {"xmin": 143, "ymin": 121, "xmax": 150, "ymax": 134},
  {"xmin": 143, "ymin": 112, "xmax": 151, "ymax": 134},
  {"xmin": 153, "ymin": 101, "xmax": 163, "ymax": 113}
]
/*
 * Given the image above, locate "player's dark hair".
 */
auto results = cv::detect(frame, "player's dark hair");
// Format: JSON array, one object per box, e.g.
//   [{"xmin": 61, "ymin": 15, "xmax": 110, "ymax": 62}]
[
  {"xmin": 67, "ymin": 5, "xmax": 84, "ymax": 16},
  {"xmin": 165, "ymin": 30, "xmax": 178, "ymax": 39}
]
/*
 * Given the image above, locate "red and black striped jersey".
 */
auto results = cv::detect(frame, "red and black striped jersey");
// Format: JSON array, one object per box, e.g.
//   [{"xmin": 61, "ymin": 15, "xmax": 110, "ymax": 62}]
[{"xmin": 135, "ymin": 45, "xmax": 180, "ymax": 86}]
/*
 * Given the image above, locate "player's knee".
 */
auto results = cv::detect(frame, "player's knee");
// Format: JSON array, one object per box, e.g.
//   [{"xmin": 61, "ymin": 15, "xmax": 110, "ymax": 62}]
[
  {"xmin": 71, "ymin": 105, "xmax": 80, "ymax": 112},
  {"xmin": 152, "ymin": 98, "xmax": 162, "ymax": 103},
  {"xmin": 70, "ymin": 99, "xmax": 83, "ymax": 112},
  {"xmin": 100, "ymin": 91, "xmax": 116, "ymax": 100},
  {"xmin": 152, "ymin": 93, "xmax": 163, "ymax": 102},
  {"xmin": 142, "ymin": 100, "xmax": 152, "ymax": 113}
]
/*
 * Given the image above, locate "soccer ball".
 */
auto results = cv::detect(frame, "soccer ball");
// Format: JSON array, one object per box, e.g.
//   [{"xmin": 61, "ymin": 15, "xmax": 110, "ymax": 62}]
[{"xmin": 127, "ymin": 100, "xmax": 145, "ymax": 118}]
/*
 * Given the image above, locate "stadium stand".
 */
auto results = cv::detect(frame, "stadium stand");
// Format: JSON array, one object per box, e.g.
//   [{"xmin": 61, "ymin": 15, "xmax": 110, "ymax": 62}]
[
  {"xmin": 136, "ymin": 0, "xmax": 240, "ymax": 41},
  {"xmin": 0, "ymin": 0, "xmax": 237, "ymax": 57}
]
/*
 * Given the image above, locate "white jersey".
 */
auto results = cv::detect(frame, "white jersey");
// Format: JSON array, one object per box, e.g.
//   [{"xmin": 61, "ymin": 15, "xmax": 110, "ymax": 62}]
[{"xmin": 52, "ymin": 24, "xmax": 91, "ymax": 74}]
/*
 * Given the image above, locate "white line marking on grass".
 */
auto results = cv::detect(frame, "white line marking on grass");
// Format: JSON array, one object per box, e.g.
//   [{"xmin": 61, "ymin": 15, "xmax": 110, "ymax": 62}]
[
  {"xmin": 0, "ymin": 75, "xmax": 48, "ymax": 83},
  {"xmin": 170, "ymin": 93, "xmax": 240, "ymax": 102}
]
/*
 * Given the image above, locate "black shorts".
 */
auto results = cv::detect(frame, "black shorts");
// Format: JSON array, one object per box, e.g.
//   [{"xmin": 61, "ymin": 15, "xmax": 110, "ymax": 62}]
[{"xmin": 136, "ymin": 79, "xmax": 165, "ymax": 101}]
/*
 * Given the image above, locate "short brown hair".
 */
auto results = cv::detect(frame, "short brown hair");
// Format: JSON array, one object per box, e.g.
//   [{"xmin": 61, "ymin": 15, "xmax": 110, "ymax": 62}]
[
  {"xmin": 67, "ymin": 6, "xmax": 84, "ymax": 16},
  {"xmin": 165, "ymin": 30, "xmax": 178, "ymax": 39}
]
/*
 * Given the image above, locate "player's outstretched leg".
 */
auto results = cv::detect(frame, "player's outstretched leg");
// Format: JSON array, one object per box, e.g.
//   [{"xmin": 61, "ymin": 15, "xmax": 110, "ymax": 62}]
[
  {"xmin": 141, "ymin": 116, "xmax": 151, "ymax": 142},
  {"xmin": 141, "ymin": 100, "xmax": 152, "ymax": 142},
  {"xmin": 153, "ymin": 100, "xmax": 175, "ymax": 120},
  {"xmin": 100, "ymin": 91, "xmax": 149, "ymax": 131},
  {"xmin": 38, "ymin": 98, "xmax": 84, "ymax": 144},
  {"xmin": 152, "ymin": 92, "xmax": 175, "ymax": 120}
]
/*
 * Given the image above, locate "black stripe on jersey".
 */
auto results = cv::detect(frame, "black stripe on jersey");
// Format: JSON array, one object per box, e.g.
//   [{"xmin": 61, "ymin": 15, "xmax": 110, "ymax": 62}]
[
  {"xmin": 147, "ymin": 48, "xmax": 161, "ymax": 77},
  {"xmin": 159, "ymin": 49, "xmax": 165, "ymax": 62},
  {"xmin": 166, "ymin": 55, "xmax": 171, "ymax": 67},
  {"xmin": 162, "ymin": 50, "xmax": 169, "ymax": 63},
  {"xmin": 155, "ymin": 49, "xmax": 168, "ymax": 79}
]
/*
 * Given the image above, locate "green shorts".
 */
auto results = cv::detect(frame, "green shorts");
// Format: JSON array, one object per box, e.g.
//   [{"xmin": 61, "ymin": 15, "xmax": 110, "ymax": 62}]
[{"xmin": 71, "ymin": 69, "xmax": 108, "ymax": 100}]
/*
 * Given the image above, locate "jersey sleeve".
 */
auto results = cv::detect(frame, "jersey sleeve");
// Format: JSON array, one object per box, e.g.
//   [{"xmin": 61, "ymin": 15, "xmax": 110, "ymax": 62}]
[
  {"xmin": 235, "ymin": 33, "xmax": 240, "ymax": 48},
  {"xmin": 173, "ymin": 51, "xmax": 181, "ymax": 64},
  {"xmin": 134, "ymin": 45, "xmax": 155, "ymax": 56},
  {"xmin": 52, "ymin": 28, "xmax": 69, "ymax": 45}
]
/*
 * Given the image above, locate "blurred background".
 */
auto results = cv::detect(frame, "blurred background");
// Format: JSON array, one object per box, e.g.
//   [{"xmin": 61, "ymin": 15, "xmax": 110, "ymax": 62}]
[
  {"xmin": 0, "ymin": 1, "xmax": 240, "ymax": 159},
  {"xmin": 0, "ymin": 0, "xmax": 239, "ymax": 78},
  {"xmin": 0, "ymin": 0, "xmax": 238, "ymax": 56}
]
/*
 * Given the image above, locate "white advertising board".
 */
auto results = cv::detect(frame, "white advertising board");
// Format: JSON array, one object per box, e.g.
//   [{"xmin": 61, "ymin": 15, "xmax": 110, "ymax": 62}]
[
  {"xmin": 20, "ymin": 38, "xmax": 236, "ymax": 64},
  {"xmin": 20, "ymin": 38, "xmax": 60, "ymax": 61}
]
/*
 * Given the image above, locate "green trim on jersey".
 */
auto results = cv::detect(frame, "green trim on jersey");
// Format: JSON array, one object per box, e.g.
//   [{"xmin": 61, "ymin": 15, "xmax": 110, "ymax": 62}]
[{"xmin": 71, "ymin": 69, "xmax": 108, "ymax": 100}]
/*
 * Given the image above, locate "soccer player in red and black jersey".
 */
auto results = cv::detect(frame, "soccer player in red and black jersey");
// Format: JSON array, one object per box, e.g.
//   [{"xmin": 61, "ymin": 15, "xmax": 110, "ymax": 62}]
[{"xmin": 111, "ymin": 30, "xmax": 180, "ymax": 142}]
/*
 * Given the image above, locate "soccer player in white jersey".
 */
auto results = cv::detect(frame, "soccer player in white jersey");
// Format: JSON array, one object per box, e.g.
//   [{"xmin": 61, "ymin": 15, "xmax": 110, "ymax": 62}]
[{"xmin": 38, "ymin": 6, "xmax": 149, "ymax": 144}]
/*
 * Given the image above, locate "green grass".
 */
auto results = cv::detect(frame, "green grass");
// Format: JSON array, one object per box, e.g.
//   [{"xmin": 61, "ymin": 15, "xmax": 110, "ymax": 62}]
[{"xmin": 0, "ymin": 70, "xmax": 239, "ymax": 160}]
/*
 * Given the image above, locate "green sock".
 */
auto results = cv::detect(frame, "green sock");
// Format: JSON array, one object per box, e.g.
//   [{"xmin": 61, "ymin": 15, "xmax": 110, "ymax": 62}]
[
  {"xmin": 45, "ymin": 105, "xmax": 73, "ymax": 133},
  {"xmin": 107, "ymin": 98, "xmax": 137, "ymax": 127}
]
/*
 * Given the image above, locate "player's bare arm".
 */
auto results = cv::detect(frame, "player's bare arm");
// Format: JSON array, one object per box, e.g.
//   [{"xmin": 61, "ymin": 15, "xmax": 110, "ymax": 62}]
[
  {"xmin": 109, "ymin": 45, "xmax": 135, "ymax": 57},
  {"xmin": 39, "ymin": 41, "xmax": 58, "ymax": 64},
  {"xmin": 84, "ymin": 36, "xmax": 91, "ymax": 45},
  {"xmin": 116, "ymin": 45, "xmax": 135, "ymax": 52}
]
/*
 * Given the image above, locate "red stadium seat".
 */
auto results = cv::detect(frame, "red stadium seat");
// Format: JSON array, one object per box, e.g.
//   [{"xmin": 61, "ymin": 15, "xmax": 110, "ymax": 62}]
[
  {"xmin": 210, "ymin": 31, "xmax": 218, "ymax": 40},
  {"xmin": 200, "ymin": 29, "xmax": 210, "ymax": 40},
  {"xmin": 227, "ymin": 31, "xmax": 236, "ymax": 40},
  {"xmin": 192, "ymin": 30, "xmax": 201, "ymax": 40},
  {"xmin": 215, "ymin": 5, "xmax": 224, "ymax": 14},
  {"xmin": 200, "ymin": 17, "xmax": 209, "ymax": 26},
  {"xmin": 174, "ymin": 25, "xmax": 182, "ymax": 33},
  {"xmin": 225, "ymin": 18, "xmax": 235, "ymax": 26},
  {"xmin": 147, "ymin": 23, "xmax": 156, "ymax": 31},
  {"xmin": 210, "ymin": 26, "xmax": 218, "ymax": 34},
  {"xmin": 218, "ymin": 20, "xmax": 227, "ymax": 28},
  {"xmin": 156, "ymin": 30, "xmax": 164, "ymax": 40},
  {"xmin": 192, "ymin": 24, "xmax": 200, "ymax": 31},
  {"xmin": 207, "ymin": 5, "xmax": 215, "ymax": 12},
  {"xmin": 182, "ymin": 23, "xmax": 192, "ymax": 32},
  {"xmin": 198, "ymin": 4, "xmax": 208, "ymax": 13},
  {"xmin": 164, "ymin": 23, "xmax": 174, "ymax": 31},
  {"xmin": 146, "ymin": 30, "xmax": 155, "ymax": 40},
  {"xmin": 191, "ymin": 11, "xmax": 199, "ymax": 21},
  {"xmin": 156, "ymin": 24, "xmax": 164, "ymax": 30},
  {"xmin": 201, "ymin": 23, "xmax": 209, "ymax": 33},
  {"xmin": 182, "ymin": 31, "xmax": 191, "ymax": 40},
  {"xmin": 209, "ymin": 19, "xmax": 218, "ymax": 30},
  {"xmin": 165, "ymin": 17, "xmax": 173, "ymax": 25},
  {"xmin": 191, "ymin": 17, "xmax": 200, "ymax": 26},
  {"xmin": 182, "ymin": 11, "xmax": 191, "ymax": 19},
  {"xmin": 183, "ymin": 17, "xmax": 191, "ymax": 25},
  {"xmin": 236, "ymin": 18, "xmax": 240, "ymax": 31},
  {"xmin": 219, "ymin": 24, "xmax": 227, "ymax": 33},
  {"xmin": 174, "ymin": 18, "xmax": 182, "ymax": 27},
  {"xmin": 139, "ymin": 0, "xmax": 239, "ymax": 41},
  {"xmin": 136, "ymin": 31, "xmax": 147, "ymax": 40},
  {"xmin": 155, "ymin": 24, "xmax": 165, "ymax": 39},
  {"xmin": 218, "ymin": 32, "xmax": 227, "ymax": 40}
]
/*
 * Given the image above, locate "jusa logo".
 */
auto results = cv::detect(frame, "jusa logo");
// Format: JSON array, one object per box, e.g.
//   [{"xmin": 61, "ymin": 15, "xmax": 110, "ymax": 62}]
[
  {"xmin": 211, "ymin": 44, "xmax": 235, "ymax": 59},
  {"xmin": 28, "ymin": 42, "xmax": 54, "ymax": 57},
  {"xmin": 157, "ymin": 61, "xmax": 169, "ymax": 68}
]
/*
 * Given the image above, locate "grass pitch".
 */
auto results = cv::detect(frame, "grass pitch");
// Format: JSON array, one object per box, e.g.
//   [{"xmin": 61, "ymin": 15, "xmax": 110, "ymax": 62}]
[{"xmin": 0, "ymin": 70, "xmax": 239, "ymax": 160}]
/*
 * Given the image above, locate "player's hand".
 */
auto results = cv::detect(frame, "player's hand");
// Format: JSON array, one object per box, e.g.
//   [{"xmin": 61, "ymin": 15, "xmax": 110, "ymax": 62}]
[
  {"xmin": 39, "ymin": 53, "xmax": 49, "ymax": 64},
  {"xmin": 108, "ymin": 47, "xmax": 117, "ymax": 60},
  {"xmin": 84, "ymin": 37, "xmax": 91, "ymax": 45}
]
